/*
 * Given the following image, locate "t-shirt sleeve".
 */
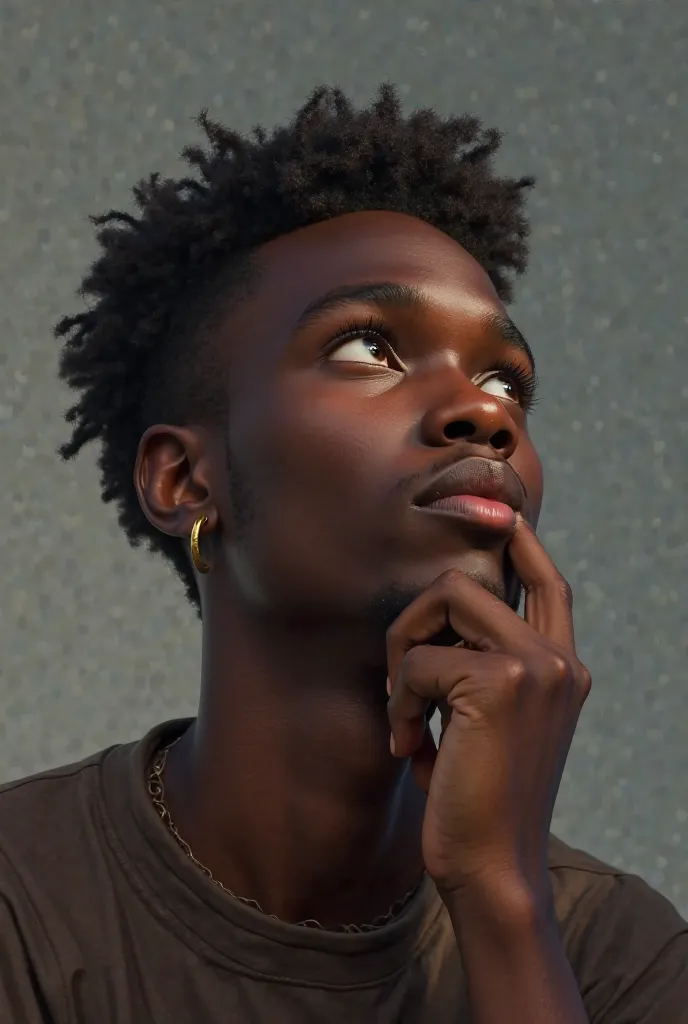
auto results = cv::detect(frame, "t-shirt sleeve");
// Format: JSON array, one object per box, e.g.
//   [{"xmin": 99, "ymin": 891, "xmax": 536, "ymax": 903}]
[
  {"xmin": 0, "ymin": 856, "xmax": 63, "ymax": 1024},
  {"xmin": 567, "ymin": 870, "xmax": 688, "ymax": 1023}
]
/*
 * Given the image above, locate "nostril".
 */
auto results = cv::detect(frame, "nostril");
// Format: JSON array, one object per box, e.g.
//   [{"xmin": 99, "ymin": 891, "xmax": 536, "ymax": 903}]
[
  {"xmin": 444, "ymin": 420, "xmax": 475, "ymax": 441},
  {"xmin": 490, "ymin": 428, "xmax": 512, "ymax": 451}
]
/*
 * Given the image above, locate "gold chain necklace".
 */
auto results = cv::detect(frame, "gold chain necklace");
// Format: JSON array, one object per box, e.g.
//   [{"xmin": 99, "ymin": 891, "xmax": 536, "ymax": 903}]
[{"xmin": 148, "ymin": 737, "xmax": 423, "ymax": 934}]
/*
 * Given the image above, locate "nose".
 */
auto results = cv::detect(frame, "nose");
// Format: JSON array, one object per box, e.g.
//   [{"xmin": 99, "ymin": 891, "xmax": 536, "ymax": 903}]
[{"xmin": 419, "ymin": 373, "xmax": 518, "ymax": 459}]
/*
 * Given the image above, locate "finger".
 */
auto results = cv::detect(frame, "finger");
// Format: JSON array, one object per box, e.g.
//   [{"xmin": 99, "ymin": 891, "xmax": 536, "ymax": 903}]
[
  {"xmin": 424, "ymin": 640, "xmax": 465, "ymax": 724},
  {"xmin": 388, "ymin": 645, "xmax": 499, "ymax": 756},
  {"xmin": 410, "ymin": 726, "xmax": 438, "ymax": 793},
  {"xmin": 508, "ymin": 516, "xmax": 575, "ymax": 650},
  {"xmin": 386, "ymin": 569, "xmax": 538, "ymax": 687},
  {"xmin": 388, "ymin": 645, "xmax": 449, "ymax": 757},
  {"xmin": 438, "ymin": 698, "xmax": 452, "ymax": 743}
]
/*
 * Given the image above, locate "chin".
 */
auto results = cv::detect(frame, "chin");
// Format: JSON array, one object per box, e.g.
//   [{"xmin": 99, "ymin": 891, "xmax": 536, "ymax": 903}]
[
  {"xmin": 458, "ymin": 565, "xmax": 521, "ymax": 613},
  {"xmin": 365, "ymin": 563, "xmax": 521, "ymax": 638}
]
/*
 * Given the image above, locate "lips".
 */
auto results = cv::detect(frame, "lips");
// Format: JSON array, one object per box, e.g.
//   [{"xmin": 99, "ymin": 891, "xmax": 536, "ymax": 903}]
[{"xmin": 412, "ymin": 456, "xmax": 526, "ymax": 513}]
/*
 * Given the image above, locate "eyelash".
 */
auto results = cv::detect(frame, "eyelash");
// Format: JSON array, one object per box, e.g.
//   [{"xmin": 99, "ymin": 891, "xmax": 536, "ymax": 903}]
[
  {"xmin": 329, "ymin": 314, "xmax": 397, "ymax": 356},
  {"xmin": 328, "ymin": 316, "xmax": 540, "ymax": 411},
  {"xmin": 488, "ymin": 359, "xmax": 540, "ymax": 411}
]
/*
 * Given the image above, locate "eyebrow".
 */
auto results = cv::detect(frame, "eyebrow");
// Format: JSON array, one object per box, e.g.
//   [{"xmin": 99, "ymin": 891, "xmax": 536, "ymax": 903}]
[
  {"xmin": 293, "ymin": 280, "xmax": 535, "ymax": 369},
  {"xmin": 484, "ymin": 312, "xmax": 536, "ymax": 370},
  {"xmin": 294, "ymin": 282, "xmax": 429, "ymax": 331}
]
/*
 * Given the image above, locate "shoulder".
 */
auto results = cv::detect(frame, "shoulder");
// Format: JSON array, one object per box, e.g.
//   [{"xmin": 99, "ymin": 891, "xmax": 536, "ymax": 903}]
[
  {"xmin": 0, "ymin": 747, "xmax": 113, "ymax": 851},
  {"xmin": 0, "ymin": 747, "xmax": 120, "ymax": 919},
  {"xmin": 548, "ymin": 833, "xmax": 687, "ymax": 941},
  {"xmin": 0, "ymin": 748, "xmax": 124, "ymax": 1023},
  {"xmin": 0, "ymin": 748, "xmax": 110, "ymax": 800},
  {"xmin": 547, "ymin": 832, "xmax": 633, "ymax": 913},
  {"xmin": 0, "ymin": 720, "xmax": 189, "ymax": 894},
  {"xmin": 0, "ymin": 720, "xmax": 185, "ymax": 900},
  {"xmin": 548, "ymin": 835, "xmax": 688, "ymax": 1022},
  {"xmin": 547, "ymin": 832, "xmax": 685, "ymax": 927},
  {"xmin": 0, "ymin": 740, "xmax": 140, "ymax": 912}
]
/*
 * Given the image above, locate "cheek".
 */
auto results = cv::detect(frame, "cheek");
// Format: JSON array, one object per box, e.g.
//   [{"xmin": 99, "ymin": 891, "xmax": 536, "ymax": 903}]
[
  {"xmin": 227, "ymin": 381, "xmax": 407, "ymax": 571},
  {"xmin": 261, "ymin": 386, "xmax": 403, "ymax": 507},
  {"xmin": 225, "ymin": 390, "xmax": 406, "ymax": 613},
  {"xmin": 511, "ymin": 437, "xmax": 544, "ymax": 529},
  {"xmin": 529, "ymin": 466, "xmax": 544, "ymax": 529}
]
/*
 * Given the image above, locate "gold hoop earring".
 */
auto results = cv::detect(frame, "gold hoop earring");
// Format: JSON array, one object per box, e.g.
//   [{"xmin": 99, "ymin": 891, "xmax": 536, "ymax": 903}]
[{"xmin": 190, "ymin": 516, "xmax": 211, "ymax": 574}]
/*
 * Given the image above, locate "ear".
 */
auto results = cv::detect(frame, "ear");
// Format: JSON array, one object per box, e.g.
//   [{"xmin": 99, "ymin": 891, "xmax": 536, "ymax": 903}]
[{"xmin": 133, "ymin": 424, "xmax": 220, "ymax": 540}]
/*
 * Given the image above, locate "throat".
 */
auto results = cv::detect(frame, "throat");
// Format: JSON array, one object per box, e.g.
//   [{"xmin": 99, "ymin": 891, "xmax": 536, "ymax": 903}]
[{"xmin": 158, "ymin": 712, "xmax": 427, "ymax": 930}]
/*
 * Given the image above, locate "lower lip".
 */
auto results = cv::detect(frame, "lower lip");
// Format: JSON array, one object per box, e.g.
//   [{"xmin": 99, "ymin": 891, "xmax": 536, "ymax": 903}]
[{"xmin": 421, "ymin": 495, "xmax": 517, "ymax": 531}]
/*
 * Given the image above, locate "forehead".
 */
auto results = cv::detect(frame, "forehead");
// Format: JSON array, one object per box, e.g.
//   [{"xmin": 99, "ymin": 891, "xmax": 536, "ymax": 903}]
[{"xmin": 251, "ymin": 210, "xmax": 504, "ymax": 322}]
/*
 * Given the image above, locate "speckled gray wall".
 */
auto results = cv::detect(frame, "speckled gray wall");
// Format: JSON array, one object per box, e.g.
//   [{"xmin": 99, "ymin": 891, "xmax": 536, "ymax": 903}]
[{"xmin": 1, "ymin": 0, "xmax": 686, "ymax": 914}]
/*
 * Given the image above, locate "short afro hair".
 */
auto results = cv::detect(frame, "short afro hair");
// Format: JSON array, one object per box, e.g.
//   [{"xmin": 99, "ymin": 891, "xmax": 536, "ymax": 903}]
[{"xmin": 56, "ymin": 83, "xmax": 534, "ymax": 615}]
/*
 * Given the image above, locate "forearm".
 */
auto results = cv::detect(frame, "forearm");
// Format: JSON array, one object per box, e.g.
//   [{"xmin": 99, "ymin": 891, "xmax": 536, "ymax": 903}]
[{"xmin": 446, "ymin": 879, "xmax": 589, "ymax": 1024}]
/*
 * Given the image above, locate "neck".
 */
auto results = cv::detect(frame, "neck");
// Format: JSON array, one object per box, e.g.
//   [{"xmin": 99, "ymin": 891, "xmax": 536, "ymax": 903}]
[{"xmin": 163, "ymin": 592, "xmax": 427, "ymax": 928}]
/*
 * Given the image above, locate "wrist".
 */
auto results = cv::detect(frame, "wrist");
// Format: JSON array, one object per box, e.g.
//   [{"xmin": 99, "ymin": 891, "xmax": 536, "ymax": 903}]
[
  {"xmin": 443, "ymin": 874, "xmax": 588, "ymax": 1024},
  {"xmin": 441, "ymin": 869, "xmax": 555, "ymax": 939}
]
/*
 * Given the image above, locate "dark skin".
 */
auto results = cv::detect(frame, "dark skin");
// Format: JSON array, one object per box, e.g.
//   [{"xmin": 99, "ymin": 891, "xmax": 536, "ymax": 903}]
[{"xmin": 136, "ymin": 211, "xmax": 591, "ymax": 1022}]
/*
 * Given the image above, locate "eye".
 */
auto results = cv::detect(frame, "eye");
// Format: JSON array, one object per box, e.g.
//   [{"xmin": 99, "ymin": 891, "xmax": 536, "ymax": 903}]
[
  {"xmin": 478, "ymin": 373, "xmax": 520, "ymax": 403},
  {"xmin": 474, "ymin": 361, "xmax": 539, "ymax": 410},
  {"xmin": 326, "ymin": 316, "xmax": 402, "ymax": 370},
  {"xmin": 328, "ymin": 335, "xmax": 396, "ymax": 368}
]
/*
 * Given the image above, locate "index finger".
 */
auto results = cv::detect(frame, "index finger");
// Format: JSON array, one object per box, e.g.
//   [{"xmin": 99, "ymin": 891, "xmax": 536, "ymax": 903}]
[
  {"xmin": 508, "ymin": 515, "xmax": 576, "ymax": 650},
  {"xmin": 386, "ymin": 569, "xmax": 538, "ymax": 686}
]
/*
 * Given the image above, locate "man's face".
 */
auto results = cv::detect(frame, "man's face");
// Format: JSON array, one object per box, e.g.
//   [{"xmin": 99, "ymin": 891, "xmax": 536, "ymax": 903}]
[{"xmin": 211, "ymin": 211, "xmax": 543, "ymax": 630}]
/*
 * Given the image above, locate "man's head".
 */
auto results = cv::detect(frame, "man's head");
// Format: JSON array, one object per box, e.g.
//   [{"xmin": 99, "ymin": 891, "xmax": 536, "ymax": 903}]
[{"xmin": 57, "ymin": 85, "xmax": 541, "ymax": 627}]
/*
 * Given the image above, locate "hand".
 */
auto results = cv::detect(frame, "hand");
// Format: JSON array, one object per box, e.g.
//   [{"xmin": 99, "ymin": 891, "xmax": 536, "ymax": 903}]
[{"xmin": 386, "ymin": 516, "xmax": 591, "ymax": 901}]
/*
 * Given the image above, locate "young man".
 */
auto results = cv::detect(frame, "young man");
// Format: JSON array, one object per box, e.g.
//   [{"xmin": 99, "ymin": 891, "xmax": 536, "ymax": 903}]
[{"xmin": 0, "ymin": 85, "xmax": 685, "ymax": 1023}]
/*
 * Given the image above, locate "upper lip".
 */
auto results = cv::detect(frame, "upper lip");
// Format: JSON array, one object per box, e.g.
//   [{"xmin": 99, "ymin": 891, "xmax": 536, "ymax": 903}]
[{"xmin": 413, "ymin": 457, "xmax": 526, "ymax": 512}]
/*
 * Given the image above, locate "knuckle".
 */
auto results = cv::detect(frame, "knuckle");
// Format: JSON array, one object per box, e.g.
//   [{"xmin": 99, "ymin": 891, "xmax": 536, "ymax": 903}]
[
  {"xmin": 533, "ymin": 571, "xmax": 573, "ymax": 608},
  {"xmin": 438, "ymin": 567, "xmax": 466, "ymax": 590},
  {"xmin": 578, "ymin": 665, "xmax": 593, "ymax": 700},
  {"xmin": 501, "ymin": 656, "xmax": 528, "ymax": 688},
  {"xmin": 547, "ymin": 653, "xmax": 571, "ymax": 685},
  {"xmin": 400, "ymin": 644, "xmax": 426, "ymax": 678},
  {"xmin": 555, "ymin": 575, "xmax": 574, "ymax": 608}
]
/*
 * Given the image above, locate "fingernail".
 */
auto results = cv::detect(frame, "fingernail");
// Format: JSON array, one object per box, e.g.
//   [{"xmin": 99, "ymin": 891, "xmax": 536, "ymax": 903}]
[
  {"xmin": 389, "ymin": 733, "xmax": 396, "ymax": 755},
  {"xmin": 386, "ymin": 676, "xmax": 392, "ymax": 697}
]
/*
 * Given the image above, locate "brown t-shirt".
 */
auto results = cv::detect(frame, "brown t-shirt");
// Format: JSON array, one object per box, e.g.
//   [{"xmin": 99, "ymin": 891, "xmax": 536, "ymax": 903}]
[{"xmin": 0, "ymin": 719, "xmax": 686, "ymax": 1023}]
